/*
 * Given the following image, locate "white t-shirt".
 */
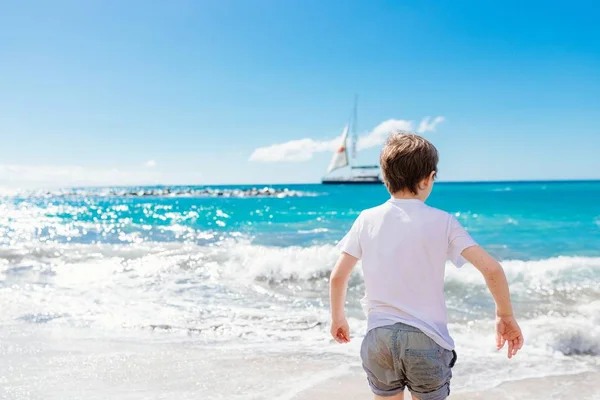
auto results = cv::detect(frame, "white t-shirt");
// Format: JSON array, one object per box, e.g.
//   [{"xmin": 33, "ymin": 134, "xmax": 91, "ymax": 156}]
[{"xmin": 337, "ymin": 197, "xmax": 477, "ymax": 350}]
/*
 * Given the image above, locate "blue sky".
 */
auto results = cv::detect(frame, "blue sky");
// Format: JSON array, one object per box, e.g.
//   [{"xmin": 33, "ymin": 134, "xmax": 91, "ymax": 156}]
[{"xmin": 0, "ymin": 1, "xmax": 599, "ymax": 187}]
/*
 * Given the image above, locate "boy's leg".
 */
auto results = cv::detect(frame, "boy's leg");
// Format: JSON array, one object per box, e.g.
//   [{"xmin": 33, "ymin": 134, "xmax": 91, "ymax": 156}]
[{"xmin": 375, "ymin": 393, "xmax": 404, "ymax": 400}]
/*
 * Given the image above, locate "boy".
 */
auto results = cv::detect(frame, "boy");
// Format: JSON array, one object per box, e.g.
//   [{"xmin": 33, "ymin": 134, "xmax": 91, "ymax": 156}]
[{"xmin": 329, "ymin": 133, "xmax": 523, "ymax": 400}]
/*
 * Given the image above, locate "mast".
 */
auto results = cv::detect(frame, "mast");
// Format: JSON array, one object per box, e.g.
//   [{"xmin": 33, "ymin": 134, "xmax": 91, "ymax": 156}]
[{"xmin": 352, "ymin": 94, "xmax": 358, "ymax": 161}]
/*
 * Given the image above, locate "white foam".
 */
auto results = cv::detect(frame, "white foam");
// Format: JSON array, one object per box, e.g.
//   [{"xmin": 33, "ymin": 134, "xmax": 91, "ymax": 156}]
[
  {"xmin": 445, "ymin": 256, "xmax": 600, "ymax": 288},
  {"xmin": 297, "ymin": 228, "xmax": 329, "ymax": 234},
  {"xmin": 2, "ymin": 241, "xmax": 599, "ymax": 331},
  {"xmin": 1, "ymin": 240, "xmax": 599, "ymax": 390}
]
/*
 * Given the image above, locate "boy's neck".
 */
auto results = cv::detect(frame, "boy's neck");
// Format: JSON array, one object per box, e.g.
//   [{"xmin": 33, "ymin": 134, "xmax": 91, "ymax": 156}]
[{"xmin": 391, "ymin": 191, "xmax": 425, "ymax": 201}]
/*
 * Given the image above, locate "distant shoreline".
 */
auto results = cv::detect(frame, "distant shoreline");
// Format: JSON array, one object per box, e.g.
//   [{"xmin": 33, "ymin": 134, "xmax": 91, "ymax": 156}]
[
  {"xmin": 3, "ymin": 179, "xmax": 599, "ymax": 192},
  {"xmin": 81, "ymin": 179, "xmax": 600, "ymax": 188}
]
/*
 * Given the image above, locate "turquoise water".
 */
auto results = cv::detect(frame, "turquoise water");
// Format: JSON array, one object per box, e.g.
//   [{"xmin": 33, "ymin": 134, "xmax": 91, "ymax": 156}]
[
  {"xmin": 5, "ymin": 181, "xmax": 600, "ymax": 258},
  {"xmin": 1, "ymin": 181, "xmax": 599, "ymax": 387}
]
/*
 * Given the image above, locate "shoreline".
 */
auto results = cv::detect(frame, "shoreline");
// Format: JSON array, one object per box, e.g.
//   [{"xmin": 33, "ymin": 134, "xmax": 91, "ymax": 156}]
[
  {"xmin": 1, "ymin": 328, "xmax": 598, "ymax": 400},
  {"xmin": 291, "ymin": 368, "xmax": 600, "ymax": 400}
]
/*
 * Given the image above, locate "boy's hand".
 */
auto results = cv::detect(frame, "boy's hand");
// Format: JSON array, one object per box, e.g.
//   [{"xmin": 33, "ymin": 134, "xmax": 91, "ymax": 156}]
[
  {"xmin": 330, "ymin": 318, "xmax": 350, "ymax": 343},
  {"xmin": 329, "ymin": 252, "xmax": 358, "ymax": 344},
  {"xmin": 496, "ymin": 315, "xmax": 524, "ymax": 359}
]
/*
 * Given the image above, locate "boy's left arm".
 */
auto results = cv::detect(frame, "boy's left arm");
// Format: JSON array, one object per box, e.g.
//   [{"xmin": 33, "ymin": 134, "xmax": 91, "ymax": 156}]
[{"xmin": 329, "ymin": 252, "xmax": 359, "ymax": 343}]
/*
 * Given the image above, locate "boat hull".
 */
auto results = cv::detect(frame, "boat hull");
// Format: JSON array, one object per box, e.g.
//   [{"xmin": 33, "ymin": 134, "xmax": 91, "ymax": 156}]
[{"xmin": 321, "ymin": 177, "xmax": 383, "ymax": 184}]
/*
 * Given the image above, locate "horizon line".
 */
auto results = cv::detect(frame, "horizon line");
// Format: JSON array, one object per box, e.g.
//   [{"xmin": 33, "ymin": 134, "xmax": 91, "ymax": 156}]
[{"xmin": 17, "ymin": 178, "xmax": 599, "ymax": 190}]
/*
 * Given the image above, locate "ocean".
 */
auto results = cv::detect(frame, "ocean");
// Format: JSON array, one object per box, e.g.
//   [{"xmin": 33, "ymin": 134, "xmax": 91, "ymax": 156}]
[{"xmin": 1, "ymin": 181, "xmax": 599, "ymax": 399}]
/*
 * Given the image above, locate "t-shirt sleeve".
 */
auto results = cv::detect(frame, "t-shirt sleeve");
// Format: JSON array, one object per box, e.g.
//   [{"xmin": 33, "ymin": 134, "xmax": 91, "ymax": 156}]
[
  {"xmin": 336, "ymin": 213, "xmax": 363, "ymax": 259},
  {"xmin": 447, "ymin": 215, "xmax": 477, "ymax": 268}
]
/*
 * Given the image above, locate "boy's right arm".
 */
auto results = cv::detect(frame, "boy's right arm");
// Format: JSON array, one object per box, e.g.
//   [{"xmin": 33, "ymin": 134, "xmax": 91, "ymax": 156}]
[{"xmin": 461, "ymin": 246, "xmax": 524, "ymax": 359}]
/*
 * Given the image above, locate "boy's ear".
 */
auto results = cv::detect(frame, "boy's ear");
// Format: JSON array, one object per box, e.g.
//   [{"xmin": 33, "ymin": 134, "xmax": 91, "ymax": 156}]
[
  {"xmin": 427, "ymin": 170, "xmax": 437, "ymax": 184},
  {"xmin": 419, "ymin": 171, "xmax": 437, "ymax": 191}
]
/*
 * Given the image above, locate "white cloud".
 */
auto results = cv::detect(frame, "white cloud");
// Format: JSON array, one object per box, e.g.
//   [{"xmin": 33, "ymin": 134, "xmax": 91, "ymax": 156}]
[
  {"xmin": 356, "ymin": 119, "xmax": 414, "ymax": 150},
  {"xmin": 0, "ymin": 164, "xmax": 162, "ymax": 188},
  {"xmin": 249, "ymin": 116, "xmax": 445, "ymax": 162},
  {"xmin": 417, "ymin": 116, "xmax": 445, "ymax": 134},
  {"xmin": 249, "ymin": 137, "xmax": 340, "ymax": 162},
  {"xmin": 145, "ymin": 160, "xmax": 157, "ymax": 168}
]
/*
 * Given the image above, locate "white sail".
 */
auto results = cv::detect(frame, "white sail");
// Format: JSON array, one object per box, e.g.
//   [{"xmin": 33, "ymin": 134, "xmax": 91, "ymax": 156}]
[{"xmin": 326, "ymin": 125, "xmax": 350, "ymax": 174}]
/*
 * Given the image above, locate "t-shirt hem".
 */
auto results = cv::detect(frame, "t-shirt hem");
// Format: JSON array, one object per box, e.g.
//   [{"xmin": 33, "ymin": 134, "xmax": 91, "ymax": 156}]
[{"xmin": 367, "ymin": 316, "xmax": 455, "ymax": 350}]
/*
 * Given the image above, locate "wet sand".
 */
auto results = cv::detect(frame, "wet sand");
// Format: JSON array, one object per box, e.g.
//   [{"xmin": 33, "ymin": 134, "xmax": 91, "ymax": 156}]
[
  {"xmin": 293, "ymin": 368, "xmax": 600, "ymax": 399},
  {"xmin": 1, "ymin": 328, "xmax": 598, "ymax": 400}
]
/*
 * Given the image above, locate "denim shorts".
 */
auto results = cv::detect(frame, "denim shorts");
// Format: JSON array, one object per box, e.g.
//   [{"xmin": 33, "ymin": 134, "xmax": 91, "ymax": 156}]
[{"xmin": 360, "ymin": 322, "xmax": 457, "ymax": 400}]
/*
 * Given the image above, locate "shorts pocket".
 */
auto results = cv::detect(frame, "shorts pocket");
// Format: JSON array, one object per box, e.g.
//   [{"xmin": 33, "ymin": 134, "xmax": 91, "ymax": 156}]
[{"xmin": 404, "ymin": 348, "xmax": 444, "ymax": 383}]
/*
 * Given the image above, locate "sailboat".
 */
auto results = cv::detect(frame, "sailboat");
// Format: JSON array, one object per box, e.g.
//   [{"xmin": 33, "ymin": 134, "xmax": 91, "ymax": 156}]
[{"xmin": 321, "ymin": 98, "xmax": 383, "ymax": 185}]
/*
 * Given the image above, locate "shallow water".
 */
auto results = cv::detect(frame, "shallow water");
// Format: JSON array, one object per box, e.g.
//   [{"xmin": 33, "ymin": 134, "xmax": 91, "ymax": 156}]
[{"xmin": 1, "ymin": 181, "xmax": 599, "ymax": 398}]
